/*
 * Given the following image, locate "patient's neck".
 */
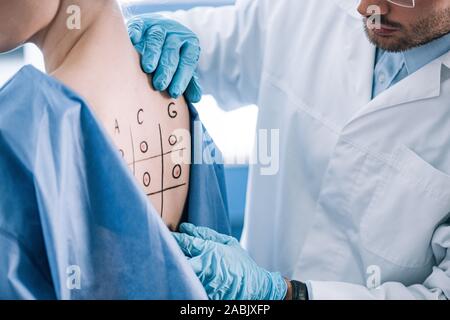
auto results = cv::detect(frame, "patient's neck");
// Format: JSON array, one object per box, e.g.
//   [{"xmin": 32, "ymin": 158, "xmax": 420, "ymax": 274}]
[
  {"xmin": 32, "ymin": 0, "xmax": 141, "ymax": 112},
  {"xmin": 35, "ymin": 0, "xmax": 126, "ymax": 73}
]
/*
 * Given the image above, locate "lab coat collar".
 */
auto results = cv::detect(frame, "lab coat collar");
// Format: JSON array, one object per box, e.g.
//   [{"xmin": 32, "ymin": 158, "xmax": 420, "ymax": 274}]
[
  {"xmin": 345, "ymin": 50, "xmax": 449, "ymax": 127},
  {"xmin": 442, "ymin": 50, "xmax": 450, "ymax": 69},
  {"xmin": 403, "ymin": 33, "xmax": 450, "ymax": 74}
]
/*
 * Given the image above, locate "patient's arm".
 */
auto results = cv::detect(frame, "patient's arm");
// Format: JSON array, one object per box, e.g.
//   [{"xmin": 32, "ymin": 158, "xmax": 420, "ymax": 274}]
[{"xmin": 51, "ymin": 4, "xmax": 191, "ymax": 230}]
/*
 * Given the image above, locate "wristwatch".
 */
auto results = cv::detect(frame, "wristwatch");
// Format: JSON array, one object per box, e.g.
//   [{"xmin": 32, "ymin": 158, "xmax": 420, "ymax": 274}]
[{"xmin": 290, "ymin": 280, "xmax": 309, "ymax": 300}]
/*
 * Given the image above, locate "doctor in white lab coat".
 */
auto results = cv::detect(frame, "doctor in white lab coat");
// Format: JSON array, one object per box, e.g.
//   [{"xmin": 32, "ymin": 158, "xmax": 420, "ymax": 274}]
[{"xmin": 129, "ymin": 0, "xmax": 450, "ymax": 299}]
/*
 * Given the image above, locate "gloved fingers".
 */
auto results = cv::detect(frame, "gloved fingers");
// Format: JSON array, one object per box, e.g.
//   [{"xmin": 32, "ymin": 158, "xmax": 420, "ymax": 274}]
[
  {"xmin": 142, "ymin": 25, "xmax": 167, "ymax": 74},
  {"xmin": 127, "ymin": 18, "xmax": 146, "ymax": 44},
  {"xmin": 188, "ymin": 255, "xmax": 209, "ymax": 277},
  {"xmin": 188, "ymin": 255, "xmax": 219, "ymax": 289},
  {"xmin": 184, "ymin": 73, "xmax": 203, "ymax": 103},
  {"xmin": 152, "ymin": 34, "xmax": 183, "ymax": 91},
  {"xmin": 168, "ymin": 42, "xmax": 200, "ymax": 99},
  {"xmin": 172, "ymin": 232, "xmax": 210, "ymax": 258},
  {"xmin": 179, "ymin": 223, "xmax": 236, "ymax": 245}
]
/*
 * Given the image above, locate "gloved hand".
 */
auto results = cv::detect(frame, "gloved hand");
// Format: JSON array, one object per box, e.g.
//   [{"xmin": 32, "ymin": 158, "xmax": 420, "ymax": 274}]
[
  {"xmin": 173, "ymin": 223, "xmax": 288, "ymax": 300},
  {"xmin": 127, "ymin": 14, "xmax": 202, "ymax": 103}
]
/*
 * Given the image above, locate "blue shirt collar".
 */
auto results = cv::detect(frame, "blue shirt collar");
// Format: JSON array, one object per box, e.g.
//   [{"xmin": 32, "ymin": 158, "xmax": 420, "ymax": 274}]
[{"xmin": 403, "ymin": 32, "xmax": 450, "ymax": 74}]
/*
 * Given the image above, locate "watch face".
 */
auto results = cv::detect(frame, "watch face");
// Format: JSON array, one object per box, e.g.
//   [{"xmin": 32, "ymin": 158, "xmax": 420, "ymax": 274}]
[{"xmin": 291, "ymin": 280, "xmax": 309, "ymax": 300}]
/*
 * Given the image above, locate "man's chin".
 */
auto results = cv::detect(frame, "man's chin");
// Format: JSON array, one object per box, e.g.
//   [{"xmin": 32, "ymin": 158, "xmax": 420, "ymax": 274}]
[{"xmin": 365, "ymin": 28, "xmax": 409, "ymax": 52}]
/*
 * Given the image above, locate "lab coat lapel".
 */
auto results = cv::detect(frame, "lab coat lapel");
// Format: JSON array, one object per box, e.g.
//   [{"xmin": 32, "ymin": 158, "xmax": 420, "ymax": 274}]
[
  {"xmin": 343, "ymin": 13, "xmax": 376, "ymax": 118},
  {"xmin": 443, "ymin": 51, "xmax": 450, "ymax": 69},
  {"xmin": 334, "ymin": 0, "xmax": 378, "ymax": 119},
  {"xmin": 344, "ymin": 51, "xmax": 448, "ymax": 128}
]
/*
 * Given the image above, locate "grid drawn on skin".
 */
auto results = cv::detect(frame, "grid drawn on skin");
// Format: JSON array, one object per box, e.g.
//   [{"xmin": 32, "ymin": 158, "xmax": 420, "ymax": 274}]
[{"xmin": 121, "ymin": 102, "xmax": 187, "ymax": 218}]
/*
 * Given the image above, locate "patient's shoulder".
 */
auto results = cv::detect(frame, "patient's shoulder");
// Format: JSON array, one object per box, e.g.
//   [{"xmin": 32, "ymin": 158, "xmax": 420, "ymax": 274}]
[
  {"xmin": 1, "ymin": 65, "xmax": 50, "ymax": 95},
  {"xmin": 0, "ymin": 65, "xmax": 98, "ymax": 155},
  {"xmin": 0, "ymin": 65, "xmax": 89, "ymax": 114},
  {"xmin": 0, "ymin": 66, "xmax": 43, "ymax": 104}
]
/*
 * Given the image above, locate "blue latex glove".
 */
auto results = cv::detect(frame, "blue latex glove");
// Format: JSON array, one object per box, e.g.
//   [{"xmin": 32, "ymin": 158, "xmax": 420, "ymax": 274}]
[
  {"xmin": 127, "ymin": 14, "xmax": 202, "ymax": 103},
  {"xmin": 173, "ymin": 223, "xmax": 288, "ymax": 300}
]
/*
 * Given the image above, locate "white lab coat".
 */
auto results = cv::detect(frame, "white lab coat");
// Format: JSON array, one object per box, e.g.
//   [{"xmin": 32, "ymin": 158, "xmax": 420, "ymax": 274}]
[{"xmin": 167, "ymin": 0, "xmax": 450, "ymax": 299}]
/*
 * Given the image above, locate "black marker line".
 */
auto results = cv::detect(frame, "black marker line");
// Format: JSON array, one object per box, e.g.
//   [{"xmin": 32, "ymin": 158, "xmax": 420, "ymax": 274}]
[
  {"xmin": 137, "ymin": 108, "xmax": 144, "ymax": 125},
  {"xmin": 168, "ymin": 102, "xmax": 178, "ymax": 119},
  {"xmin": 159, "ymin": 124, "xmax": 164, "ymax": 218},
  {"xmin": 172, "ymin": 164, "xmax": 182, "ymax": 179},
  {"xmin": 147, "ymin": 183, "xmax": 187, "ymax": 196},
  {"xmin": 126, "ymin": 148, "xmax": 187, "ymax": 166},
  {"xmin": 129, "ymin": 127, "xmax": 136, "ymax": 176}
]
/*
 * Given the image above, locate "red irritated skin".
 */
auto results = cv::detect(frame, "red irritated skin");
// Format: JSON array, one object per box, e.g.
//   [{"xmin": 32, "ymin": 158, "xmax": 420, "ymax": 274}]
[{"xmin": 357, "ymin": 0, "xmax": 450, "ymax": 52}]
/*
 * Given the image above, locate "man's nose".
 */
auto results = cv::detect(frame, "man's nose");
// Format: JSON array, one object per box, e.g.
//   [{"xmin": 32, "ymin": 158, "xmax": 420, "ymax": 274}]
[{"xmin": 357, "ymin": 0, "xmax": 389, "ymax": 17}]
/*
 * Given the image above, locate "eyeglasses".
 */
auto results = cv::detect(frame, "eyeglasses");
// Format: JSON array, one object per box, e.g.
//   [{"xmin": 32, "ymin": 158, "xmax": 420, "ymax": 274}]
[{"xmin": 387, "ymin": 0, "xmax": 416, "ymax": 8}]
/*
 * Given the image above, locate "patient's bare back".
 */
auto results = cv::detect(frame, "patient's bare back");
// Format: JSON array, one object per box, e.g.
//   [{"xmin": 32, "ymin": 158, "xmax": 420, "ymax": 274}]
[
  {"xmin": 67, "ymin": 62, "xmax": 192, "ymax": 231},
  {"xmin": 111, "ymin": 90, "xmax": 191, "ymax": 231},
  {"xmin": 52, "ymin": 12, "xmax": 191, "ymax": 231}
]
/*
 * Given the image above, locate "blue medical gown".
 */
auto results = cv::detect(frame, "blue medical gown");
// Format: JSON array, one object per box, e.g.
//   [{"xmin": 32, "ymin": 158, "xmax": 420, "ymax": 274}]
[{"xmin": 0, "ymin": 65, "xmax": 230, "ymax": 299}]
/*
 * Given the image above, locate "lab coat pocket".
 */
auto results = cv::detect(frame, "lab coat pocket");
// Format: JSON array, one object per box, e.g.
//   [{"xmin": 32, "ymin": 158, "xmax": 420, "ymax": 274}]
[{"xmin": 360, "ymin": 145, "xmax": 450, "ymax": 268}]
